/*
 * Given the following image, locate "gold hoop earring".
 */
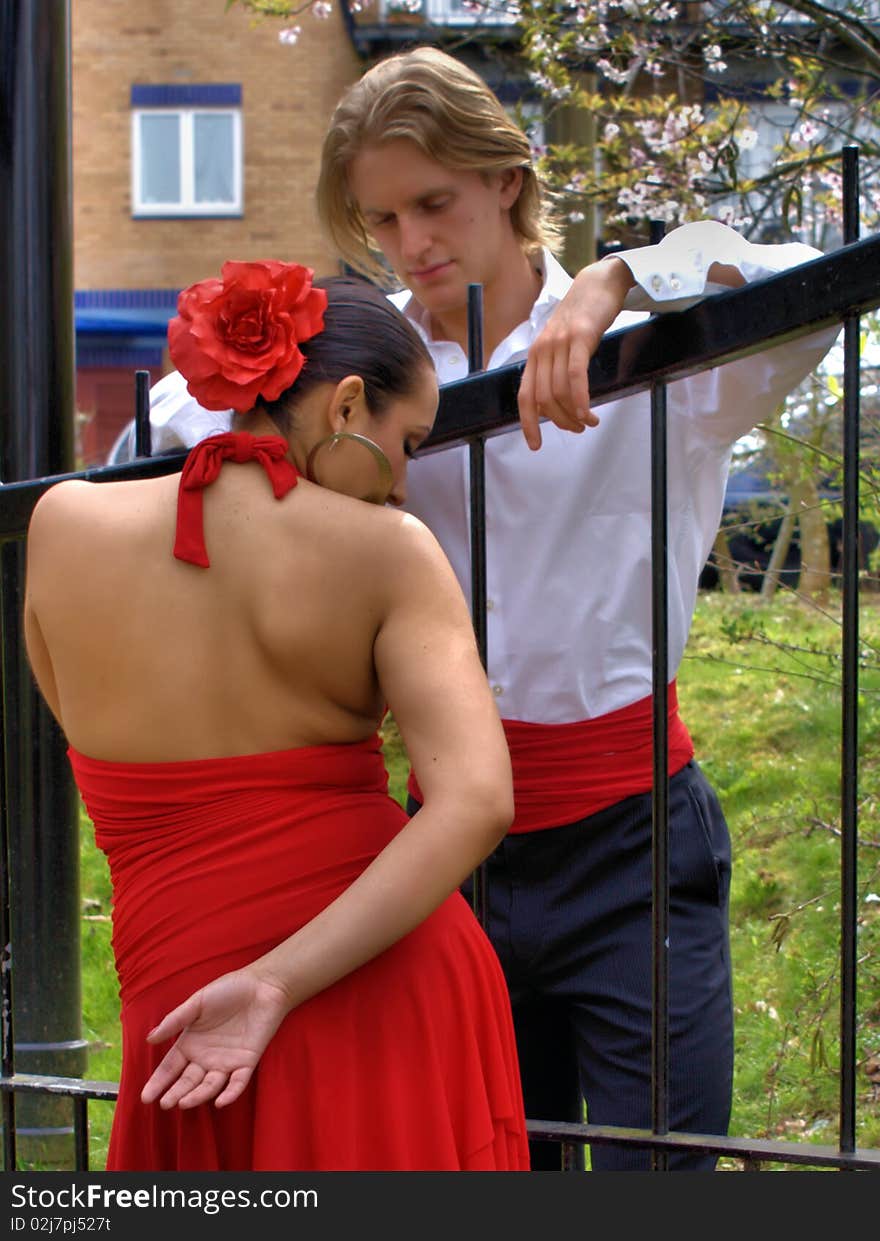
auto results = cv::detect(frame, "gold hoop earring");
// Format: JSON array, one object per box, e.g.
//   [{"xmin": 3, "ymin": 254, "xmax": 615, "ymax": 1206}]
[{"xmin": 305, "ymin": 431, "xmax": 394, "ymax": 505}]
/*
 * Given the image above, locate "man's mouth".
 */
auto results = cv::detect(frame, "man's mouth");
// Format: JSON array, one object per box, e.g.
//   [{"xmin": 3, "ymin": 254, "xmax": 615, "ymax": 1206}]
[{"xmin": 410, "ymin": 260, "xmax": 454, "ymax": 282}]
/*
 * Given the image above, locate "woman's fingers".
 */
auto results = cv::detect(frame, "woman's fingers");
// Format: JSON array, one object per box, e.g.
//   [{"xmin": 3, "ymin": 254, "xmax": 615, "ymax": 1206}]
[
  {"xmin": 150, "ymin": 1060, "xmax": 207, "ymax": 1110},
  {"xmin": 146, "ymin": 1061, "xmax": 254, "ymax": 1111},
  {"xmin": 214, "ymin": 1066, "xmax": 255, "ymax": 1109},
  {"xmin": 140, "ymin": 1043, "xmax": 190, "ymax": 1104},
  {"xmin": 145, "ymin": 991, "xmax": 204, "ymax": 1045},
  {"xmin": 175, "ymin": 1068, "xmax": 230, "ymax": 1110}
]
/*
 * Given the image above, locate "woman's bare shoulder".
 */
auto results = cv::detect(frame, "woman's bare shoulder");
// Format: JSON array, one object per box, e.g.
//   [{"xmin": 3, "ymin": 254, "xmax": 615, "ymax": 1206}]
[
  {"xmin": 30, "ymin": 476, "xmax": 165, "ymax": 529},
  {"xmin": 359, "ymin": 504, "xmax": 451, "ymax": 573},
  {"xmin": 28, "ymin": 479, "xmax": 95, "ymax": 535},
  {"xmin": 353, "ymin": 505, "xmax": 469, "ymax": 622},
  {"xmin": 27, "ymin": 478, "xmax": 169, "ymax": 569}
]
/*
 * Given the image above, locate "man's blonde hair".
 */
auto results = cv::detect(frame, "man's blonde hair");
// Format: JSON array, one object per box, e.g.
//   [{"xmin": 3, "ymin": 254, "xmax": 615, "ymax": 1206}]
[{"xmin": 316, "ymin": 46, "xmax": 561, "ymax": 284}]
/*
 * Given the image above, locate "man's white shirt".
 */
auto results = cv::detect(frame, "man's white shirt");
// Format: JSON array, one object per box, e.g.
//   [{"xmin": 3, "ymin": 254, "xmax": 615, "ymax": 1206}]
[{"xmin": 148, "ymin": 223, "xmax": 836, "ymax": 723}]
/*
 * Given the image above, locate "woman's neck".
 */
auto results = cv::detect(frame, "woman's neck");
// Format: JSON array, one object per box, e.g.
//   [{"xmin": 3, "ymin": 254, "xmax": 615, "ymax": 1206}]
[{"xmin": 234, "ymin": 410, "xmax": 285, "ymax": 439}]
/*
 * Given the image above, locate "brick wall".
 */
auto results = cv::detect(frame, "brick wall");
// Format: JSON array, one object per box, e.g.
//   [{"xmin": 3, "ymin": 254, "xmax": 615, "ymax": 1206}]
[{"xmin": 72, "ymin": 1, "xmax": 362, "ymax": 291}]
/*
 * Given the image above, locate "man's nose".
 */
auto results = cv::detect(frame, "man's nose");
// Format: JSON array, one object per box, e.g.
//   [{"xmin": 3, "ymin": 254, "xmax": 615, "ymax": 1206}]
[{"xmin": 398, "ymin": 213, "xmax": 430, "ymax": 264}]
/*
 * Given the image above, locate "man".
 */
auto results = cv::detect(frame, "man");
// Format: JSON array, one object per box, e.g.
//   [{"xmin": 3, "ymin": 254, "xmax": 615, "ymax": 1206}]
[{"xmin": 150, "ymin": 47, "xmax": 837, "ymax": 1170}]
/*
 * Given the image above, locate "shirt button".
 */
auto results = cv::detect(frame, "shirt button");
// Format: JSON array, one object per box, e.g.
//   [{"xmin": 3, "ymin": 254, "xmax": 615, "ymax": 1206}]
[
  {"xmin": 486, "ymin": 599, "xmax": 495, "ymax": 611},
  {"xmin": 492, "ymin": 685, "xmax": 504, "ymax": 696},
  {"xmin": 650, "ymin": 275, "xmax": 663, "ymax": 293},
  {"xmin": 670, "ymin": 275, "xmax": 681, "ymax": 291}
]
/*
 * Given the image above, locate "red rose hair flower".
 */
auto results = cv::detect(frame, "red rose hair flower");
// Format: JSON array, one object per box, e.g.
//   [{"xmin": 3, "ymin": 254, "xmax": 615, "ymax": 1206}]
[{"xmin": 168, "ymin": 260, "xmax": 328, "ymax": 412}]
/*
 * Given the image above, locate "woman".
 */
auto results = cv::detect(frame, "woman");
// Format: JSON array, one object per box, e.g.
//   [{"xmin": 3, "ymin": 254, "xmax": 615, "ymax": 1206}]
[{"xmin": 24, "ymin": 260, "xmax": 528, "ymax": 1171}]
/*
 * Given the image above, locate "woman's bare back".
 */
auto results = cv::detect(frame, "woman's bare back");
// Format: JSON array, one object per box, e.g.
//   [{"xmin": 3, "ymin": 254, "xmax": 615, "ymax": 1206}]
[{"xmin": 25, "ymin": 464, "xmax": 418, "ymax": 762}]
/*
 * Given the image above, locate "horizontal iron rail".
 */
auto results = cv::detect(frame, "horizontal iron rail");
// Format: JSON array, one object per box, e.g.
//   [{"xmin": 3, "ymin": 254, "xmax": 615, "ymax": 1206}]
[
  {"xmin": 423, "ymin": 231, "xmax": 880, "ymax": 451},
  {"xmin": 0, "ymin": 453, "xmax": 186, "ymax": 542},
  {"xmin": 2, "ymin": 231, "xmax": 879, "ymax": 542},
  {"xmin": 3, "ymin": 1073, "xmax": 879, "ymax": 1171},
  {"xmin": 0, "ymin": 1072, "xmax": 119, "ymax": 1102},
  {"xmin": 529, "ymin": 1121, "xmax": 880, "ymax": 1171}
]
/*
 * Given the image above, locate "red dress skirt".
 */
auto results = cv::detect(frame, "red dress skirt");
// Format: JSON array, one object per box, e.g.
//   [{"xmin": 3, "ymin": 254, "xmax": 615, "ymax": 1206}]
[{"xmin": 69, "ymin": 735, "xmax": 529, "ymax": 1171}]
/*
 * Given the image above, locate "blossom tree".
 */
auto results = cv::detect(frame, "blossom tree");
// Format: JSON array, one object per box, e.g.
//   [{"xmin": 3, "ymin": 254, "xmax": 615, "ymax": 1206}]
[
  {"xmin": 228, "ymin": 1, "xmax": 880, "ymax": 246},
  {"xmin": 512, "ymin": 0, "xmax": 880, "ymax": 251}
]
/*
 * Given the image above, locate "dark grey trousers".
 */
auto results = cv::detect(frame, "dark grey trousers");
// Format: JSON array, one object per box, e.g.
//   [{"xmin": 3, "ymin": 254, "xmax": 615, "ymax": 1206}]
[{"xmin": 411, "ymin": 759, "xmax": 734, "ymax": 1171}]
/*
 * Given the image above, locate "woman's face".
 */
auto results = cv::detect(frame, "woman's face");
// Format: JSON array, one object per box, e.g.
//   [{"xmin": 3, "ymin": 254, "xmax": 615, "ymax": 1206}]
[
  {"xmin": 369, "ymin": 363, "xmax": 439, "ymax": 507},
  {"xmin": 310, "ymin": 363, "xmax": 438, "ymax": 507}
]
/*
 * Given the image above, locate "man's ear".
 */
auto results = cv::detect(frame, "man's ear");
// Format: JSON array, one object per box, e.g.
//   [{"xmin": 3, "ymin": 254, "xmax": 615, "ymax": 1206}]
[
  {"xmin": 326, "ymin": 374, "xmax": 367, "ymax": 432},
  {"xmin": 498, "ymin": 166, "xmax": 524, "ymax": 209}
]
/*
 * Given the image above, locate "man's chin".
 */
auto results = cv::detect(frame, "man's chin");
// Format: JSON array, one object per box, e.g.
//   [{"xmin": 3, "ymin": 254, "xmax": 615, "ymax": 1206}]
[{"xmin": 411, "ymin": 279, "xmax": 468, "ymax": 316}]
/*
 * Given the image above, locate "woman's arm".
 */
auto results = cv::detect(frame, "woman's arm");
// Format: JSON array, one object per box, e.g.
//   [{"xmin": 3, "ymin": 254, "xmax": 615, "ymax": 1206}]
[
  {"xmin": 23, "ymin": 485, "xmax": 70, "ymax": 725},
  {"xmin": 141, "ymin": 514, "xmax": 513, "ymax": 1110}
]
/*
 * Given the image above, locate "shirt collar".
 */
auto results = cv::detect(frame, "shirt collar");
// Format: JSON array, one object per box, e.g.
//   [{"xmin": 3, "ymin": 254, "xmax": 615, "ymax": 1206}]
[
  {"xmin": 533, "ymin": 248, "xmax": 571, "ymax": 312},
  {"xmin": 389, "ymin": 247, "xmax": 572, "ymax": 349}
]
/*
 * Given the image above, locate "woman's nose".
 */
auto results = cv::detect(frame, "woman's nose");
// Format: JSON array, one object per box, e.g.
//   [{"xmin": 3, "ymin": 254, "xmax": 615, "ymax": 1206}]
[{"xmin": 386, "ymin": 476, "xmax": 407, "ymax": 507}]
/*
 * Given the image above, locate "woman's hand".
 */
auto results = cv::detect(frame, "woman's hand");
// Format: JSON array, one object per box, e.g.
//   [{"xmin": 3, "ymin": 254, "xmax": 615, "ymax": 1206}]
[{"xmin": 140, "ymin": 967, "xmax": 292, "ymax": 1110}]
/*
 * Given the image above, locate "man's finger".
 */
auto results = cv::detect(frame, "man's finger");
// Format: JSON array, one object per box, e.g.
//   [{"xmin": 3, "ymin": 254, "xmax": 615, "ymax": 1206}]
[
  {"xmin": 517, "ymin": 362, "xmax": 543, "ymax": 451},
  {"xmin": 566, "ymin": 339, "xmax": 595, "ymax": 425}
]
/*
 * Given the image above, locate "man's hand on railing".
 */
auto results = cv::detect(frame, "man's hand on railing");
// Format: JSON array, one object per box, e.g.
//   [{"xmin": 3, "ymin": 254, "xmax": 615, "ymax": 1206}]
[
  {"xmin": 518, "ymin": 239, "xmax": 751, "ymax": 453},
  {"xmin": 517, "ymin": 255, "xmax": 636, "ymax": 451}
]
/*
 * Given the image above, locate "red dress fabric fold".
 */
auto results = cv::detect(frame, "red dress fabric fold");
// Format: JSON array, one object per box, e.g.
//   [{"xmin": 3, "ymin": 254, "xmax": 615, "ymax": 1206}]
[{"xmin": 70, "ymin": 736, "xmax": 529, "ymax": 1171}]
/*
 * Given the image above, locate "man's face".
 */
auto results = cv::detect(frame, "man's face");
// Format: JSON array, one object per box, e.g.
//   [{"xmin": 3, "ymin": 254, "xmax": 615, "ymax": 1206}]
[{"xmin": 348, "ymin": 139, "xmax": 521, "ymax": 316}]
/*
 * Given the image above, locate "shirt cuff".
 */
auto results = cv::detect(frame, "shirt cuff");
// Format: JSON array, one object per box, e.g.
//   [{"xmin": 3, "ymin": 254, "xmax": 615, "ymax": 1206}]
[
  {"xmin": 149, "ymin": 371, "xmax": 234, "ymax": 452},
  {"xmin": 614, "ymin": 219, "xmax": 822, "ymax": 314}
]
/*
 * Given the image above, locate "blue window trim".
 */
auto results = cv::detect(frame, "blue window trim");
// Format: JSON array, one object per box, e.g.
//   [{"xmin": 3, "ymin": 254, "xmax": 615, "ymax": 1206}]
[
  {"xmin": 77, "ymin": 344, "xmax": 165, "ymax": 369},
  {"xmin": 130, "ymin": 83, "xmax": 242, "ymax": 107},
  {"xmin": 75, "ymin": 289, "xmax": 181, "ymax": 338},
  {"xmin": 75, "ymin": 289, "xmax": 181, "ymax": 308}
]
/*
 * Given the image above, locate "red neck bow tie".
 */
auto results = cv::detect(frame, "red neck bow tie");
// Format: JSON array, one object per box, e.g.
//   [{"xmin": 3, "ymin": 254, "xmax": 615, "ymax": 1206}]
[{"xmin": 173, "ymin": 432, "xmax": 301, "ymax": 568}]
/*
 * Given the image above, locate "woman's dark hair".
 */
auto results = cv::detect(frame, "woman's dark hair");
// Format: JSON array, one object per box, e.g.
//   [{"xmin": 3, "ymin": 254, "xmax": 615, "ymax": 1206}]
[{"xmin": 258, "ymin": 275, "xmax": 433, "ymax": 432}]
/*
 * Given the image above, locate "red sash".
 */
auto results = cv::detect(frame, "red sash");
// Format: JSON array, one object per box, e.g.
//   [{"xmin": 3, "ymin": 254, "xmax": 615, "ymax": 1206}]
[{"xmin": 407, "ymin": 681, "xmax": 694, "ymax": 833}]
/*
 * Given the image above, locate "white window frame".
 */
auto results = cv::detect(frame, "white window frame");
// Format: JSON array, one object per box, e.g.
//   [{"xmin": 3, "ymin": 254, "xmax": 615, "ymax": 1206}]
[
  {"xmin": 380, "ymin": 1, "xmax": 515, "ymax": 25},
  {"xmin": 424, "ymin": 0, "xmax": 514, "ymax": 22},
  {"xmin": 131, "ymin": 107, "xmax": 243, "ymax": 217}
]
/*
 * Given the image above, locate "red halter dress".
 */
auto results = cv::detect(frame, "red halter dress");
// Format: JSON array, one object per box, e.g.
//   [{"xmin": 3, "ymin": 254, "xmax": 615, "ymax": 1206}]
[{"xmin": 69, "ymin": 434, "xmax": 529, "ymax": 1171}]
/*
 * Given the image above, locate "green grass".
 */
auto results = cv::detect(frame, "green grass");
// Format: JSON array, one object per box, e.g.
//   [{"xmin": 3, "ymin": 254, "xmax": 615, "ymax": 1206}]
[
  {"xmin": 678, "ymin": 590, "xmax": 880, "ymax": 1165},
  {"xmin": 71, "ymin": 589, "xmax": 880, "ymax": 1170}
]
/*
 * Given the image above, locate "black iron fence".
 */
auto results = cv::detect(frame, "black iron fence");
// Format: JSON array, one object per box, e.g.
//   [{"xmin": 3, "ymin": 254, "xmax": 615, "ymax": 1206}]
[{"xmin": 3, "ymin": 207, "xmax": 880, "ymax": 1171}]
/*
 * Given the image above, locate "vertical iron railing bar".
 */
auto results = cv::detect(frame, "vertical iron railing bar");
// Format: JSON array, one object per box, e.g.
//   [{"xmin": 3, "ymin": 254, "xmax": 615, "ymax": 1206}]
[
  {"xmin": 648, "ymin": 218, "xmax": 670, "ymax": 1172},
  {"xmin": 650, "ymin": 377, "xmax": 671, "ymax": 1170},
  {"xmin": 0, "ymin": 548, "xmax": 19, "ymax": 1171},
  {"xmin": 134, "ymin": 370, "xmax": 152, "ymax": 459},
  {"xmin": 466, "ymin": 283, "xmax": 489, "ymax": 929},
  {"xmin": 73, "ymin": 1095, "xmax": 89, "ymax": 1172},
  {"xmin": 839, "ymin": 144, "xmax": 860, "ymax": 1157}
]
